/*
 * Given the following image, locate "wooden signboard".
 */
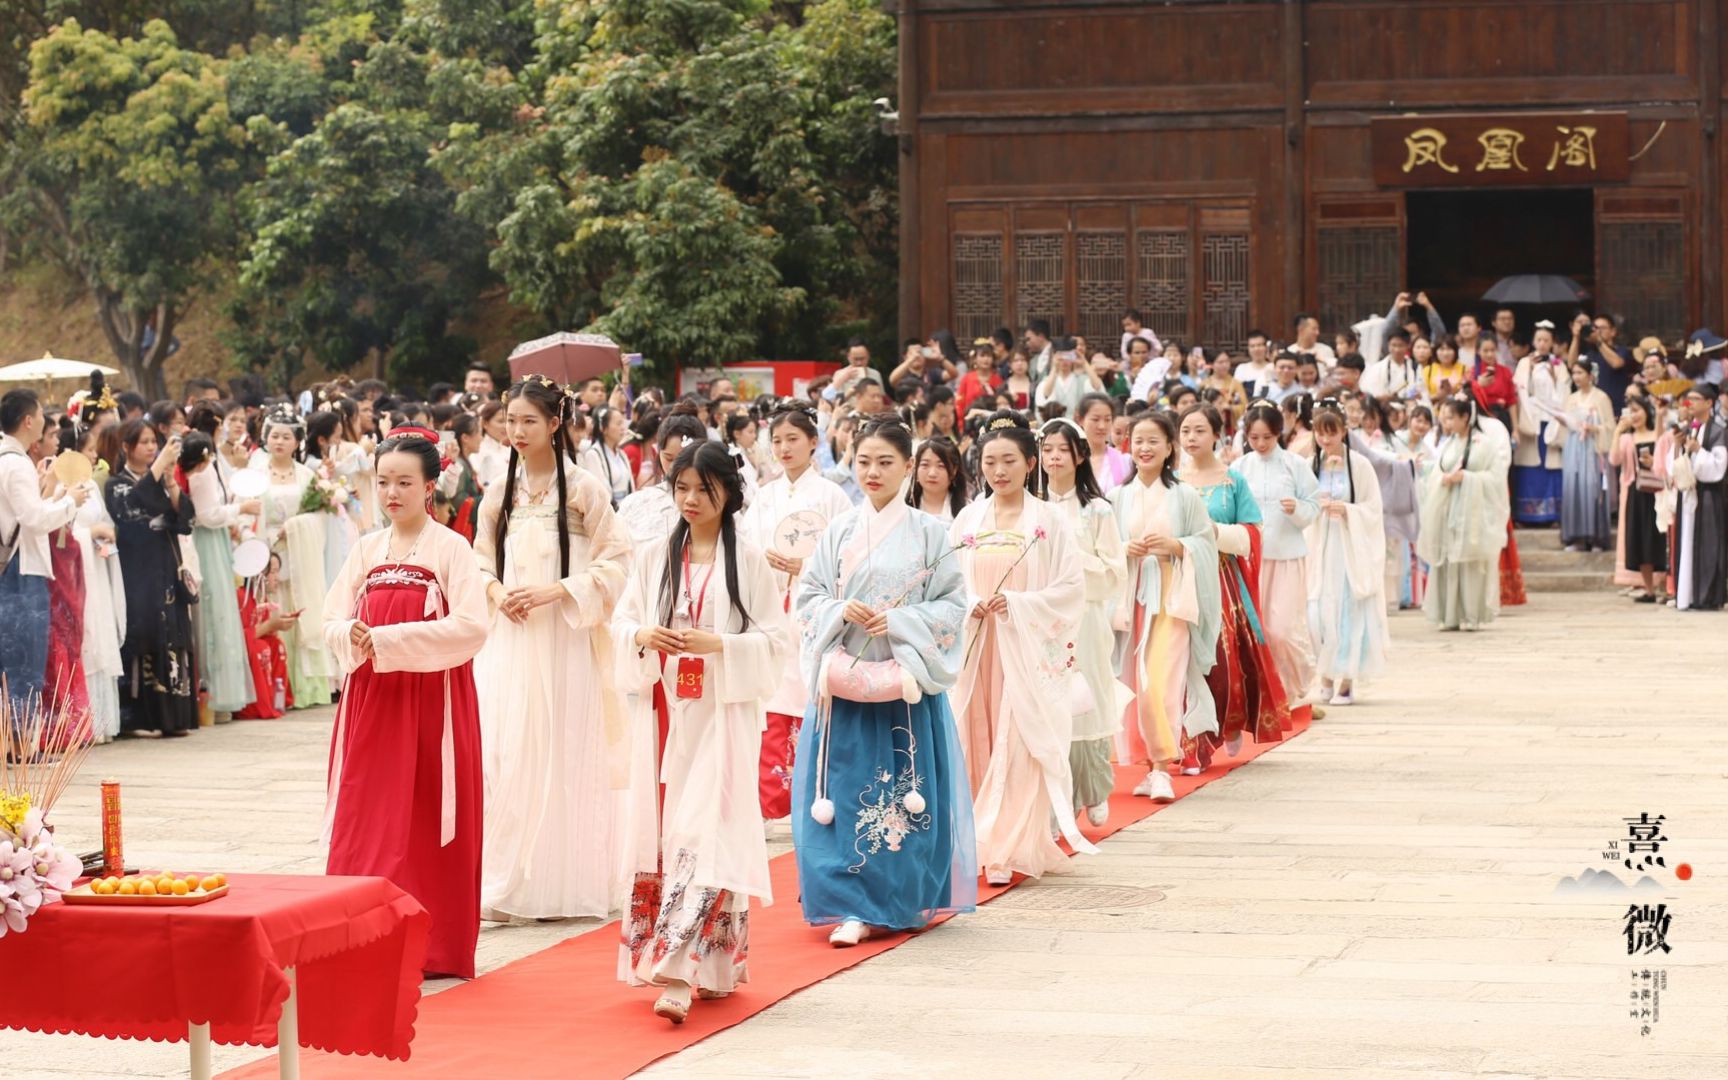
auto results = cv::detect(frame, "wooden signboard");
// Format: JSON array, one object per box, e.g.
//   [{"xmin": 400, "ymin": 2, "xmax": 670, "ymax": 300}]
[{"xmin": 1371, "ymin": 112, "xmax": 1630, "ymax": 188}]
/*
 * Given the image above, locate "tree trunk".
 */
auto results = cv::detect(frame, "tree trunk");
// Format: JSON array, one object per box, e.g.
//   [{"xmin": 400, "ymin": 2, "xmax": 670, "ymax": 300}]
[
  {"xmin": 140, "ymin": 302, "xmax": 178, "ymax": 401},
  {"xmin": 94, "ymin": 287, "xmax": 145, "ymax": 393}
]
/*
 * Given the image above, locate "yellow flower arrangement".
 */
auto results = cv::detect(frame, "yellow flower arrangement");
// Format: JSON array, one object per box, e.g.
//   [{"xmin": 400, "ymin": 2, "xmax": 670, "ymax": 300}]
[{"xmin": 0, "ymin": 792, "xmax": 31, "ymax": 836}]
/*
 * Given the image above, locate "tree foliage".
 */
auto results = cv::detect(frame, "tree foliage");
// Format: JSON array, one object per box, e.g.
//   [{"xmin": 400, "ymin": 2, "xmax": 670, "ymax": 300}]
[{"xmin": 1, "ymin": 0, "xmax": 898, "ymax": 392}]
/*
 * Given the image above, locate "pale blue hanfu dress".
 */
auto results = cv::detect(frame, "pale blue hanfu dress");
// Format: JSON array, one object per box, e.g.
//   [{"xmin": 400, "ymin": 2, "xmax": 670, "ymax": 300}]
[{"xmin": 792, "ymin": 497, "xmax": 977, "ymax": 930}]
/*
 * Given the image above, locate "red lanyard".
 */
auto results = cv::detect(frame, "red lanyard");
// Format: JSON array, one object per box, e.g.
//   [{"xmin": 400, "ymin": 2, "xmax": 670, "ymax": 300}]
[{"xmin": 681, "ymin": 542, "xmax": 714, "ymax": 627}]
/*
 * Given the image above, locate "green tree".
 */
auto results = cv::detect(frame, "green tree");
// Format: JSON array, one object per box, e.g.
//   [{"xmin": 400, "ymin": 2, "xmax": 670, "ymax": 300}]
[
  {"xmin": 19, "ymin": 18, "xmax": 254, "ymax": 397},
  {"xmin": 443, "ymin": 0, "xmax": 897, "ymax": 375}
]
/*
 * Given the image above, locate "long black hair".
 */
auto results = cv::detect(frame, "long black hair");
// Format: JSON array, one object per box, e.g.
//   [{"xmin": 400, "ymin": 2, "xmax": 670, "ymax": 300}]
[
  {"xmin": 495, "ymin": 378, "xmax": 575, "ymax": 581},
  {"xmin": 1243, "ymin": 402, "xmax": 1283, "ymax": 444},
  {"xmin": 908, "ymin": 436, "xmax": 967, "ymax": 517},
  {"xmin": 1311, "ymin": 406, "xmax": 1356, "ymax": 503},
  {"xmin": 657, "ymin": 442, "xmax": 752, "ymax": 632},
  {"xmin": 1037, "ymin": 419, "xmax": 1103, "ymax": 507},
  {"xmin": 1438, "ymin": 395, "xmax": 1480, "ymax": 472},
  {"xmin": 976, "ymin": 410, "xmax": 1038, "ymax": 493}
]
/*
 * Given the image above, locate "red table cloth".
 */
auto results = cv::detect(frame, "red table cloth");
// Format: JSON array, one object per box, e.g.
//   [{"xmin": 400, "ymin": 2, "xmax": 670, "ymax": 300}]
[{"xmin": 0, "ymin": 874, "xmax": 428, "ymax": 1058}]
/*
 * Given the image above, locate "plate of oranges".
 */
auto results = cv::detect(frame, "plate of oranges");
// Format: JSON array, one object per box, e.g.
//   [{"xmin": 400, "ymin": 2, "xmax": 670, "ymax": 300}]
[{"xmin": 65, "ymin": 872, "xmax": 229, "ymax": 906}]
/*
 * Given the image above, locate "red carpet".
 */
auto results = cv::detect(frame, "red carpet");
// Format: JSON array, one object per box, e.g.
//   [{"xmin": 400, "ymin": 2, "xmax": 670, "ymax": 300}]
[{"xmin": 224, "ymin": 707, "xmax": 1310, "ymax": 1079}]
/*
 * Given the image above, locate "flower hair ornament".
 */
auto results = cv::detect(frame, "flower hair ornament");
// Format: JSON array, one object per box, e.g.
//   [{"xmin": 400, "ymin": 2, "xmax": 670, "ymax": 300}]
[
  {"xmin": 986, "ymin": 415, "xmax": 1022, "ymax": 432},
  {"xmin": 263, "ymin": 402, "xmax": 304, "ymax": 434}
]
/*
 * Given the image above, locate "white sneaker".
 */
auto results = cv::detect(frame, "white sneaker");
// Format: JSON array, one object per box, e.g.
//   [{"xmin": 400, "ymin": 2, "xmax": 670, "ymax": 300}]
[
  {"xmin": 985, "ymin": 868, "xmax": 1013, "ymax": 886},
  {"xmin": 828, "ymin": 920, "xmax": 870, "ymax": 947},
  {"xmin": 1131, "ymin": 772, "xmax": 1158, "ymax": 797},
  {"xmin": 1329, "ymin": 689, "xmax": 1354, "ymax": 706},
  {"xmin": 1086, "ymin": 802, "xmax": 1109, "ymax": 827},
  {"xmin": 1148, "ymin": 770, "xmax": 1176, "ymax": 802},
  {"xmin": 1224, "ymin": 734, "xmax": 1244, "ymax": 756},
  {"xmin": 1180, "ymin": 763, "xmax": 1201, "ymax": 776}
]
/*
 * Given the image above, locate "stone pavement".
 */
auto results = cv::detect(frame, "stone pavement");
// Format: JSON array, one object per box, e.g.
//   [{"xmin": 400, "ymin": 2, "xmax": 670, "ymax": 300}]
[{"xmin": 4, "ymin": 593, "xmax": 1726, "ymax": 1079}]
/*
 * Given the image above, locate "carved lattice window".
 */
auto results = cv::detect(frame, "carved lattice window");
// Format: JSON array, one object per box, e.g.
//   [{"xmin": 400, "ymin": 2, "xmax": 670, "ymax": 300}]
[
  {"xmin": 1598, "ymin": 221, "xmax": 1685, "ymax": 345},
  {"xmin": 1015, "ymin": 232, "xmax": 1067, "ymax": 336},
  {"xmin": 1076, "ymin": 231, "xmax": 1127, "ymax": 355},
  {"xmin": 1317, "ymin": 225, "xmax": 1400, "ymax": 338},
  {"xmin": 1135, "ymin": 229, "xmax": 1190, "ymax": 347},
  {"xmin": 1201, "ymin": 232, "xmax": 1250, "ymax": 352},
  {"xmin": 951, "ymin": 233, "xmax": 1004, "ymax": 346}
]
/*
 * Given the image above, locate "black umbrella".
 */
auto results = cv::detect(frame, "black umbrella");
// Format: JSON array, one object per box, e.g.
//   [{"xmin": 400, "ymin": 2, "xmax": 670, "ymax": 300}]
[{"xmin": 1481, "ymin": 275, "xmax": 1590, "ymax": 305}]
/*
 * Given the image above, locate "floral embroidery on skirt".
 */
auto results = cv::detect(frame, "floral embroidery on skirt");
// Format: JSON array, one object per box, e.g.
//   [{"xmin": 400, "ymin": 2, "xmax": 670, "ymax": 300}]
[{"xmin": 620, "ymin": 847, "xmax": 749, "ymax": 992}]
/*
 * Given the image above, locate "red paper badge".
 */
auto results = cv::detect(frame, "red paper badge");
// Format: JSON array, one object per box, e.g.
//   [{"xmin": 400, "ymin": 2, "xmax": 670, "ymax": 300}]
[{"xmin": 675, "ymin": 655, "xmax": 706, "ymax": 699}]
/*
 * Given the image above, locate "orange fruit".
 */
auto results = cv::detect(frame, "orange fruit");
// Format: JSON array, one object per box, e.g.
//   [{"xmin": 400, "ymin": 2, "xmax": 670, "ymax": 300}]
[
  {"xmin": 117, "ymin": 879, "xmax": 137, "ymax": 896},
  {"xmin": 200, "ymin": 875, "xmax": 221, "ymax": 892},
  {"xmin": 138, "ymin": 879, "xmax": 157, "ymax": 896},
  {"xmin": 210, "ymin": 873, "xmax": 227, "ymax": 888},
  {"xmin": 171, "ymin": 879, "xmax": 190, "ymax": 896},
  {"xmin": 89, "ymin": 879, "xmax": 107, "ymax": 895}
]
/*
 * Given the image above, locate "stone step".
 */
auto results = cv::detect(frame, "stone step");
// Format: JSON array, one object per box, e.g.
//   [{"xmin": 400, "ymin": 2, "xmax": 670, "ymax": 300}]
[
  {"xmin": 1518, "ymin": 547, "xmax": 1616, "ymax": 572},
  {"xmin": 1522, "ymin": 569, "xmax": 1618, "ymax": 592}
]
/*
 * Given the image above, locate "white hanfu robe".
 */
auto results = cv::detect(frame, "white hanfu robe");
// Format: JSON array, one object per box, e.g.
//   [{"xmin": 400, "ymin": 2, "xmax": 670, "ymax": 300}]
[
  {"xmin": 949, "ymin": 494, "xmax": 1097, "ymax": 880},
  {"xmin": 614, "ymin": 534, "xmax": 791, "ymax": 991},
  {"xmin": 473, "ymin": 464, "xmax": 632, "ymax": 919},
  {"xmin": 1418, "ymin": 428, "xmax": 1509, "ymax": 630},
  {"xmin": 1304, "ymin": 449, "xmax": 1388, "ymax": 683},
  {"xmin": 73, "ymin": 482, "xmax": 126, "ymax": 741},
  {"xmin": 1046, "ymin": 487, "xmax": 1129, "ymax": 811}
]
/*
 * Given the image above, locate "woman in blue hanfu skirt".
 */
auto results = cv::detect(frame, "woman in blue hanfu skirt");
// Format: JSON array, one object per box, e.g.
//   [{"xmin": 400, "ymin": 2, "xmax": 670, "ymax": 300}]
[{"xmin": 792, "ymin": 416, "xmax": 977, "ymax": 948}]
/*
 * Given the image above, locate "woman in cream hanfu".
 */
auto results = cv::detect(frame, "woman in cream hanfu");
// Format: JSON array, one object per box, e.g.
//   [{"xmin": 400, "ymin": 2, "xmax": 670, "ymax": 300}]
[
  {"xmin": 614, "ymin": 442, "xmax": 791, "ymax": 1025},
  {"xmin": 1419, "ymin": 397, "xmax": 1510, "ymax": 631},
  {"xmin": 1303, "ymin": 407, "xmax": 1388, "ymax": 705},
  {"xmin": 740, "ymin": 405, "xmax": 853, "ymax": 820},
  {"xmin": 792, "ymin": 416, "xmax": 975, "ymax": 947},
  {"xmin": 1230, "ymin": 402, "xmax": 1319, "ymax": 706},
  {"xmin": 1110, "ymin": 411, "xmax": 1221, "ymax": 801},
  {"xmin": 949, "ymin": 413, "xmax": 1096, "ymax": 886},
  {"xmin": 474, "ymin": 378, "xmax": 632, "ymax": 922},
  {"xmin": 1037, "ymin": 418, "xmax": 1128, "ymax": 827},
  {"xmin": 321, "ymin": 431, "xmax": 490, "ymax": 978},
  {"xmin": 257, "ymin": 405, "xmax": 335, "ymax": 708}
]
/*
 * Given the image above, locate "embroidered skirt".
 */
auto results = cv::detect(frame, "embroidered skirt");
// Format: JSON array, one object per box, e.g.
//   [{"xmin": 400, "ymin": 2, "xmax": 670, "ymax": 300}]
[{"xmin": 791, "ymin": 693, "xmax": 978, "ymax": 930}]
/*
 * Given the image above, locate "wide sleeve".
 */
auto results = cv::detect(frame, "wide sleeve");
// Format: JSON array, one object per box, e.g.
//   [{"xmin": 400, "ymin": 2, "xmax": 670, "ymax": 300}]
[
  {"xmin": 1000, "ymin": 507, "xmax": 1084, "ymax": 643},
  {"xmin": 1337, "ymin": 454, "xmax": 1388, "ymax": 600},
  {"xmin": 187, "ymin": 468, "xmax": 240, "ymax": 529},
  {"xmin": 1075, "ymin": 500, "xmax": 1127, "ymax": 606},
  {"xmin": 472, "ymin": 480, "xmax": 506, "ymax": 588},
  {"xmin": 792, "ymin": 520, "xmax": 849, "ymax": 695},
  {"xmin": 1213, "ymin": 475, "xmax": 1260, "ymax": 557},
  {"xmin": 884, "ymin": 520, "xmax": 968, "ymax": 694},
  {"xmin": 611, "ymin": 543, "xmax": 666, "ymax": 690},
  {"xmin": 321, "ymin": 539, "xmax": 368, "ymax": 674},
  {"xmin": 1591, "ymin": 391, "xmax": 1615, "ymax": 453},
  {"xmin": 559, "ymin": 469, "xmax": 630, "ymax": 629},
  {"xmin": 366, "ymin": 532, "xmax": 491, "ymax": 672},
  {"xmin": 717, "ymin": 544, "xmax": 793, "ymax": 706},
  {"xmin": 1172, "ymin": 486, "xmax": 1221, "ymax": 672},
  {"xmin": 1285, "ymin": 455, "xmax": 1321, "ymax": 531}
]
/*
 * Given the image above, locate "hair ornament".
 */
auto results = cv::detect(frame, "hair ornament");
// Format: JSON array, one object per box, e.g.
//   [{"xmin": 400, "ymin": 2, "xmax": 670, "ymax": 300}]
[
  {"xmin": 1246, "ymin": 398, "xmax": 1274, "ymax": 412},
  {"xmin": 264, "ymin": 402, "xmax": 304, "ymax": 431},
  {"xmin": 987, "ymin": 416, "xmax": 1020, "ymax": 432}
]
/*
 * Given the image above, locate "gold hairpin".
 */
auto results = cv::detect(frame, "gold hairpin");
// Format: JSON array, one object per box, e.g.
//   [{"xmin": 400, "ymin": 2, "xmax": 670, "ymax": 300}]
[{"xmin": 987, "ymin": 416, "xmax": 1020, "ymax": 432}]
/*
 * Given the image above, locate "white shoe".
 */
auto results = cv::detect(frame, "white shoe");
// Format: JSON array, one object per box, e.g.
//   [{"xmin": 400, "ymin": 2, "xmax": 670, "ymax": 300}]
[
  {"xmin": 985, "ymin": 868, "xmax": 1013, "ymax": 886},
  {"xmin": 1224, "ymin": 734, "xmax": 1243, "ymax": 756},
  {"xmin": 828, "ymin": 920, "xmax": 870, "ymax": 947},
  {"xmin": 1329, "ymin": 689, "xmax": 1354, "ymax": 706},
  {"xmin": 1180, "ymin": 764, "xmax": 1202, "ymax": 776},
  {"xmin": 1086, "ymin": 802, "xmax": 1109, "ymax": 827},
  {"xmin": 1148, "ymin": 770, "xmax": 1176, "ymax": 802},
  {"xmin": 1131, "ymin": 772, "xmax": 1158, "ymax": 797}
]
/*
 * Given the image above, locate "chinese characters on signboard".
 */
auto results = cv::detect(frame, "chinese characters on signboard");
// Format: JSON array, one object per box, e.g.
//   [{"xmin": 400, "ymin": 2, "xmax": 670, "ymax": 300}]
[{"xmin": 1371, "ymin": 113, "xmax": 1630, "ymax": 188}]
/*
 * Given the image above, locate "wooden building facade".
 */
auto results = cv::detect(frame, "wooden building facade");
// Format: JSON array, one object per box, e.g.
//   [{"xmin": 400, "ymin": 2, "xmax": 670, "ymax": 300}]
[{"xmin": 890, "ymin": 0, "xmax": 1723, "ymax": 353}]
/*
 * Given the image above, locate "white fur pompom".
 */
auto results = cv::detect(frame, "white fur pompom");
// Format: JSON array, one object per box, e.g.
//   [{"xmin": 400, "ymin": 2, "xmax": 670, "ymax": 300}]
[
  {"xmin": 811, "ymin": 798, "xmax": 835, "ymax": 825},
  {"xmin": 903, "ymin": 789, "xmax": 926, "ymax": 815}
]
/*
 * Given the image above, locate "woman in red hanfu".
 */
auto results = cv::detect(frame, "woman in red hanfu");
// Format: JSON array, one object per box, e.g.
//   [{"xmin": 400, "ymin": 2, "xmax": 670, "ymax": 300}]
[
  {"xmin": 1469, "ymin": 369, "xmax": 1527, "ymax": 607},
  {"xmin": 235, "ymin": 557, "xmax": 291, "ymax": 720},
  {"xmin": 321, "ymin": 429, "xmax": 490, "ymax": 979}
]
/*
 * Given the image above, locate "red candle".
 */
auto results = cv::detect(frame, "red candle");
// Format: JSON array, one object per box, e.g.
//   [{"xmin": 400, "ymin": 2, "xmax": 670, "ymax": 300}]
[{"xmin": 101, "ymin": 780, "xmax": 123, "ymax": 876}]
